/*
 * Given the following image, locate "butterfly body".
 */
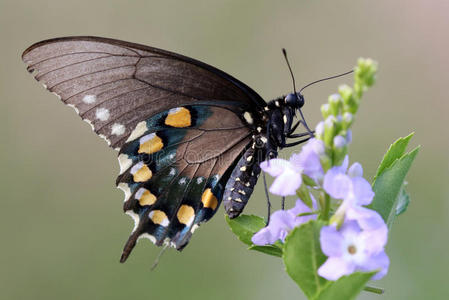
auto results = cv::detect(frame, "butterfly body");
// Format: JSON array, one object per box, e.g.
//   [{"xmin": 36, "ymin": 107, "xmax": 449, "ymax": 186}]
[{"xmin": 22, "ymin": 37, "xmax": 309, "ymax": 262}]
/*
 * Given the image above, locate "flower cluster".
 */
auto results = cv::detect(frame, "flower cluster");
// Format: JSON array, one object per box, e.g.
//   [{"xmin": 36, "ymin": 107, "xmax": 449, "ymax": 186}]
[
  {"xmin": 251, "ymin": 58, "xmax": 389, "ymax": 281},
  {"xmin": 253, "ymin": 140, "xmax": 389, "ymax": 280}
]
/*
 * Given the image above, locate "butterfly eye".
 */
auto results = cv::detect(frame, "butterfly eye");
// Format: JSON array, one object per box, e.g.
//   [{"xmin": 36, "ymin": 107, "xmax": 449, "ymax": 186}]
[{"xmin": 285, "ymin": 93, "xmax": 304, "ymax": 108}]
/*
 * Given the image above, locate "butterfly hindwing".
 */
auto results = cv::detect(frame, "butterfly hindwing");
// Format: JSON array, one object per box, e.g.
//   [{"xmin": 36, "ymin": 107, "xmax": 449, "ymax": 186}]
[{"xmin": 116, "ymin": 105, "xmax": 252, "ymax": 261}]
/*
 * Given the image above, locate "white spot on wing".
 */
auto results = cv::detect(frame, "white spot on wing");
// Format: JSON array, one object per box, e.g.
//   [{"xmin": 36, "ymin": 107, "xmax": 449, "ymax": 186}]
[
  {"xmin": 135, "ymin": 188, "xmax": 146, "ymax": 200},
  {"xmin": 67, "ymin": 104, "xmax": 79, "ymax": 114},
  {"xmin": 96, "ymin": 107, "xmax": 110, "ymax": 121},
  {"xmin": 83, "ymin": 119, "xmax": 95, "ymax": 131},
  {"xmin": 138, "ymin": 233, "xmax": 157, "ymax": 244},
  {"xmin": 139, "ymin": 133, "xmax": 156, "ymax": 144},
  {"xmin": 179, "ymin": 178, "xmax": 187, "ymax": 185},
  {"xmin": 243, "ymin": 111, "xmax": 253, "ymax": 124},
  {"xmin": 191, "ymin": 224, "xmax": 200, "ymax": 233},
  {"xmin": 169, "ymin": 168, "xmax": 176, "ymax": 176},
  {"xmin": 118, "ymin": 154, "xmax": 132, "ymax": 174},
  {"xmin": 125, "ymin": 210, "xmax": 140, "ymax": 232},
  {"xmin": 111, "ymin": 123, "xmax": 125, "ymax": 136},
  {"xmin": 52, "ymin": 92, "xmax": 61, "ymax": 100},
  {"xmin": 98, "ymin": 134, "xmax": 111, "ymax": 145},
  {"xmin": 168, "ymin": 107, "xmax": 182, "ymax": 114},
  {"xmin": 126, "ymin": 121, "xmax": 148, "ymax": 142},
  {"xmin": 82, "ymin": 94, "xmax": 96, "ymax": 104},
  {"xmin": 130, "ymin": 161, "xmax": 144, "ymax": 175},
  {"xmin": 117, "ymin": 183, "xmax": 132, "ymax": 202},
  {"xmin": 196, "ymin": 177, "xmax": 204, "ymax": 184}
]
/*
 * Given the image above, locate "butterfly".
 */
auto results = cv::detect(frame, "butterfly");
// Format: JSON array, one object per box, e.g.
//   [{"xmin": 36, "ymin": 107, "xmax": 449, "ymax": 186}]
[{"xmin": 22, "ymin": 36, "xmax": 312, "ymax": 262}]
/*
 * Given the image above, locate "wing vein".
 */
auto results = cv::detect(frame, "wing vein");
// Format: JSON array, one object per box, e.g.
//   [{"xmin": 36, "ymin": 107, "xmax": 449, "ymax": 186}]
[{"xmin": 48, "ymin": 63, "xmax": 138, "ymax": 90}]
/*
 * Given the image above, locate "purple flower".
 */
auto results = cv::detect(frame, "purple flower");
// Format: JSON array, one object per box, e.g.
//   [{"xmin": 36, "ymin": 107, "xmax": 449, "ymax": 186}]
[
  {"xmin": 261, "ymin": 139, "xmax": 325, "ymax": 196},
  {"xmin": 318, "ymin": 221, "xmax": 389, "ymax": 281},
  {"xmin": 290, "ymin": 138, "xmax": 325, "ymax": 183},
  {"xmin": 323, "ymin": 157, "xmax": 374, "ymax": 206},
  {"xmin": 252, "ymin": 198, "xmax": 317, "ymax": 245},
  {"xmin": 260, "ymin": 158, "xmax": 303, "ymax": 196}
]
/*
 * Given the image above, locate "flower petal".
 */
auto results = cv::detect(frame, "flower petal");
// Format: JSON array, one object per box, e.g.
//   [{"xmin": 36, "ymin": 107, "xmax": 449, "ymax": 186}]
[
  {"xmin": 269, "ymin": 170, "xmax": 302, "ymax": 196},
  {"xmin": 323, "ymin": 168, "xmax": 352, "ymax": 199},
  {"xmin": 320, "ymin": 225, "xmax": 344, "ymax": 257},
  {"xmin": 358, "ymin": 251, "xmax": 390, "ymax": 280},
  {"xmin": 346, "ymin": 206, "xmax": 386, "ymax": 232},
  {"xmin": 251, "ymin": 227, "xmax": 276, "ymax": 246},
  {"xmin": 260, "ymin": 159, "xmax": 291, "ymax": 177},
  {"xmin": 351, "ymin": 177, "xmax": 374, "ymax": 205},
  {"xmin": 318, "ymin": 257, "xmax": 356, "ymax": 281},
  {"xmin": 348, "ymin": 162, "xmax": 363, "ymax": 178}
]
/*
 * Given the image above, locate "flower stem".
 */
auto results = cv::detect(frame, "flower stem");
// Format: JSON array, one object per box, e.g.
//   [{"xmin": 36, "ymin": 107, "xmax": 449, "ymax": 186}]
[{"xmin": 321, "ymin": 192, "xmax": 331, "ymax": 220}]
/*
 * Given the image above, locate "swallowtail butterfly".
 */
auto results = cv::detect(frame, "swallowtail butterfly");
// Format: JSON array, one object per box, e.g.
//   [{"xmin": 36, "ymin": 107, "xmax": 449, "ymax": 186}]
[{"xmin": 22, "ymin": 37, "xmax": 312, "ymax": 262}]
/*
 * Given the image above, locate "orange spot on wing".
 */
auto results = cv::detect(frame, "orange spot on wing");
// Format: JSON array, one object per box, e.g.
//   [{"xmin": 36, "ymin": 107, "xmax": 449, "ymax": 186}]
[
  {"xmin": 149, "ymin": 210, "xmax": 169, "ymax": 226},
  {"xmin": 133, "ymin": 164, "xmax": 152, "ymax": 182},
  {"xmin": 138, "ymin": 134, "xmax": 164, "ymax": 154},
  {"xmin": 177, "ymin": 205, "xmax": 195, "ymax": 225},
  {"xmin": 165, "ymin": 107, "xmax": 191, "ymax": 127},
  {"xmin": 138, "ymin": 189, "xmax": 157, "ymax": 206},
  {"xmin": 201, "ymin": 188, "xmax": 218, "ymax": 210}
]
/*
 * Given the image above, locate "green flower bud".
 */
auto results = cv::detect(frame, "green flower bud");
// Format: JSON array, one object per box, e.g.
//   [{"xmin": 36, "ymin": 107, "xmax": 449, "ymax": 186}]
[
  {"xmin": 321, "ymin": 103, "xmax": 331, "ymax": 119},
  {"xmin": 339, "ymin": 84, "xmax": 358, "ymax": 114},
  {"xmin": 315, "ymin": 121, "xmax": 324, "ymax": 140},
  {"xmin": 323, "ymin": 115, "xmax": 337, "ymax": 148},
  {"xmin": 328, "ymin": 93, "xmax": 342, "ymax": 116},
  {"xmin": 332, "ymin": 135, "xmax": 347, "ymax": 164},
  {"xmin": 342, "ymin": 112, "xmax": 353, "ymax": 129}
]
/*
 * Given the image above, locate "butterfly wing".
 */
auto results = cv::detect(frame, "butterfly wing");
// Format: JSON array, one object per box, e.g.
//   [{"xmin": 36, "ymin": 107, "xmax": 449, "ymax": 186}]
[
  {"xmin": 22, "ymin": 37, "xmax": 267, "ymax": 261},
  {"xmin": 117, "ymin": 105, "xmax": 252, "ymax": 261},
  {"xmin": 22, "ymin": 36, "xmax": 266, "ymax": 149}
]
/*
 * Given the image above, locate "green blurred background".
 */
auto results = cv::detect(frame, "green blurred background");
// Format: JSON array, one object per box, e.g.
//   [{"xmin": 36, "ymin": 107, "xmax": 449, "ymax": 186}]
[{"xmin": 1, "ymin": 0, "xmax": 447, "ymax": 299}]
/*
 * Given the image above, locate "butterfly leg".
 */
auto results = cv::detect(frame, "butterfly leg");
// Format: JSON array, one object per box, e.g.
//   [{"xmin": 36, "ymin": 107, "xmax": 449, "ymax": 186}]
[
  {"xmin": 262, "ymin": 171, "xmax": 272, "ymax": 225},
  {"xmin": 287, "ymin": 131, "xmax": 312, "ymax": 139},
  {"xmin": 280, "ymin": 137, "xmax": 311, "ymax": 148},
  {"xmin": 281, "ymin": 196, "xmax": 285, "ymax": 210},
  {"xmin": 288, "ymin": 120, "xmax": 302, "ymax": 134}
]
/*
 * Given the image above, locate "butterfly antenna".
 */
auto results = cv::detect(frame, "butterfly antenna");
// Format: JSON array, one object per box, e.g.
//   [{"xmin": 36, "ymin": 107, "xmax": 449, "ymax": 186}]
[
  {"xmin": 299, "ymin": 69, "xmax": 354, "ymax": 93},
  {"xmin": 151, "ymin": 244, "xmax": 169, "ymax": 271},
  {"xmin": 282, "ymin": 48, "xmax": 298, "ymax": 96}
]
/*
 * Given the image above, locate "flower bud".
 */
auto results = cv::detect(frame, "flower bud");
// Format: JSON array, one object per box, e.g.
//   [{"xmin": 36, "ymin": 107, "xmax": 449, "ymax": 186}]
[
  {"xmin": 324, "ymin": 115, "xmax": 337, "ymax": 148},
  {"xmin": 342, "ymin": 112, "xmax": 353, "ymax": 129},
  {"xmin": 328, "ymin": 94, "xmax": 342, "ymax": 116},
  {"xmin": 315, "ymin": 121, "xmax": 324, "ymax": 139},
  {"xmin": 339, "ymin": 85, "xmax": 358, "ymax": 114},
  {"xmin": 333, "ymin": 135, "xmax": 346, "ymax": 148},
  {"xmin": 321, "ymin": 103, "xmax": 331, "ymax": 119},
  {"xmin": 333, "ymin": 135, "xmax": 347, "ymax": 165}
]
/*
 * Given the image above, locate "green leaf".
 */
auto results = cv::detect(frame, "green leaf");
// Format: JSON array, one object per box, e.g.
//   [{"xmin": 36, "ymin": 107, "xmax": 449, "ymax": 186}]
[
  {"xmin": 248, "ymin": 245, "xmax": 283, "ymax": 257},
  {"xmin": 225, "ymin": 214, "xmax": 266, "ymax": 246},
  {"xmin": 369, "ymin": 146, "xmax": 419, "ymax": 226},
  {"xmin": 313, "ymin": 272, "xmax": 376, "ymax": 300},
  {"xmin": 395, "ymin": 182, "xmax": 410, "ymax": 216},
  {"xmin": 374, "ymin": 133, "xmax": 414, "ymax": 181},
  {"xmin": 283, "ymin": 220, "xmax": 327, "ymax": 298},
  {"xmin": 225, "ymin": 214, "xmax": 283, "ymax": 257}
]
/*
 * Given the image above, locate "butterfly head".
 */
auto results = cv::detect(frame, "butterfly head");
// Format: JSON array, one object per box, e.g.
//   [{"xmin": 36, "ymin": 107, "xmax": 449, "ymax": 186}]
[{"xmin": 284, "ymin": 92, "xmax": 305, "ymax": 109}]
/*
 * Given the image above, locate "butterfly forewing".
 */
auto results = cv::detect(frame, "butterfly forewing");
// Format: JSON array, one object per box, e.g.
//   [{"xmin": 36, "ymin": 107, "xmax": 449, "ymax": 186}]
[{"xmin": 22, "ymin": 36, "xmax": 265, "ymax": 149}]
